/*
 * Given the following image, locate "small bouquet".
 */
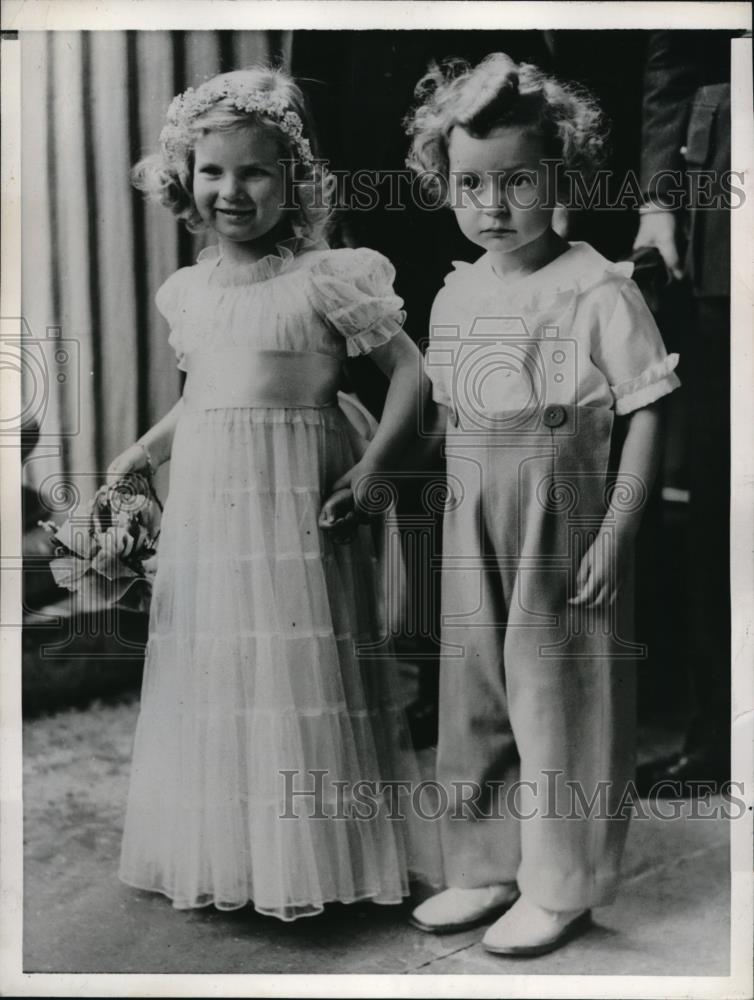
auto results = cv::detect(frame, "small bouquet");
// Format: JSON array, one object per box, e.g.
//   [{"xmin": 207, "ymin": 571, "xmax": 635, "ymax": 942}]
[{"xmin": 39, "ymin": 473, "xmax": 162, "ymax": 614}]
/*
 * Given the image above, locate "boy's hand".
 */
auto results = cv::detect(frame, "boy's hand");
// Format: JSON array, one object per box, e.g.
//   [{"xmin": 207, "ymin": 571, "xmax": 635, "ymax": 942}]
[{"xmin": 568, "ymin": 529, "xmax": 630, "ymax": 608}]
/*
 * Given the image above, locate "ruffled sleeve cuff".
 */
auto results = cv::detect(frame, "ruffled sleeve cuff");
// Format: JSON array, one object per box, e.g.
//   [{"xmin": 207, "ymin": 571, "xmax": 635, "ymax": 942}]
[
  {"xmin": 340, "ymin": 312, "xmax": 407, "ymax": 357},
  {"xmin": 310, "ymin": 248, "xmax": 406, "ymax": 356},
  {"xmin": 612, "ymin": 353, "xmax": 681, "ymax": 415}
]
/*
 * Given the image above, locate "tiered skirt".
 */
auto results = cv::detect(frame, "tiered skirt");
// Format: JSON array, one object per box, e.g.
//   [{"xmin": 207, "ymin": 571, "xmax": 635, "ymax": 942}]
[{"xmin": 119, "ymin": 404, "xmax": 439, "ymax": 920}]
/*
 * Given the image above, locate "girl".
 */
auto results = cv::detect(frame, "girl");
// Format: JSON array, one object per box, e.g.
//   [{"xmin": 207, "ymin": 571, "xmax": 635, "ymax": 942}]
[
  {"xmin": 108, "ymin": 67, "xmax": 436, "ymax": 921},
  {"xmin": 404, "ymin": 54, "xmax": 680, "ymax": 955}
]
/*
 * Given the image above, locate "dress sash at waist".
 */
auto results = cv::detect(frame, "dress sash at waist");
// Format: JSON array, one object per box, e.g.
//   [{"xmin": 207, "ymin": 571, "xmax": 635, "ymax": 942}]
[{"xmin": 183, "ymin": 349, "xmax": 342, "ymax": 410}]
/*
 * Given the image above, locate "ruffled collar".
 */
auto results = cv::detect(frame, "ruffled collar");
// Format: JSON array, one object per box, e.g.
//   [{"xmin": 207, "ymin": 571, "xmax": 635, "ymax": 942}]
[
  {"xmin": 198, "ymin": 235, "xmax": 329, "ymax": 287},
  {"xmin": 445, "ymin": 241, "xmax": 634, "ymax": 316},
  {"xmin": 479, "ymin": 241, "xmax": 633, "ymax": 295}
]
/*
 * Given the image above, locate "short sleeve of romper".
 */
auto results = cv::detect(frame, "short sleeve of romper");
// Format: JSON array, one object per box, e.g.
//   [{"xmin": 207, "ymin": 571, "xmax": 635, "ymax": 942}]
[
  {"xmin": 155, "ymin": 267, "xmax": 193, "ymax": 372},
  {"xmin": 308, "ymin": 247, "xmax": 406, "ymax": 357},
  {"xmin": 589, "ymin": 275, "xmax": 680, "ymax": 415}
]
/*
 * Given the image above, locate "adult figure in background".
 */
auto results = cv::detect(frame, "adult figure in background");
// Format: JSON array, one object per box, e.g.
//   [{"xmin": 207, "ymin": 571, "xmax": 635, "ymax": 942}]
[{"xmin": 633, "ymin": 30, "xmax": 736, "ymax": 791}]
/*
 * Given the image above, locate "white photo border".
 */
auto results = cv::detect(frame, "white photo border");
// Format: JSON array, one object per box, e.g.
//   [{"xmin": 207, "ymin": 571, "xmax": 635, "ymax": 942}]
[{"xmin": 1, "ymin": 3, "xmax": 752, "ymax": 998}]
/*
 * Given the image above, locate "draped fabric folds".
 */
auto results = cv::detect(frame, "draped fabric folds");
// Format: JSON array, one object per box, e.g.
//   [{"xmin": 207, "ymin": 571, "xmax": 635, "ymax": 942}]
[{"xmin": 20, "ymin": 31, "xmax": 290, "ymax": 504}]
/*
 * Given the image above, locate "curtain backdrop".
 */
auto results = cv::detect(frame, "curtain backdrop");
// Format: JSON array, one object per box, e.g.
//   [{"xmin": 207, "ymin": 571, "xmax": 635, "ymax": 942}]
[{"xmin": 21, "ymin": 30, "xmax": 290, "ymax": 505}]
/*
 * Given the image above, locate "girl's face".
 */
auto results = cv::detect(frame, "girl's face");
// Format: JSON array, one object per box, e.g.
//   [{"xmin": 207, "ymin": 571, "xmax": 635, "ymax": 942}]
[
  {"xmin": 448, "ymin": 125, "xmax": 554, "ymax": 260},
  {"xmin": 193, "ymin": 125, "xmax": 287, "ymax": 258}
]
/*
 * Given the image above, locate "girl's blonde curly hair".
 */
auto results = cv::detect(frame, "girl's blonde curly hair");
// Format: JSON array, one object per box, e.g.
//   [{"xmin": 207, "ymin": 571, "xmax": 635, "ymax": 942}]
[
  {"xmin": 132, "ymin": 67, "xmax": 333, "ymax": 239},
  {"xmin": 405, "ymin": 53, "xmax": 607, "ymax": 205}
]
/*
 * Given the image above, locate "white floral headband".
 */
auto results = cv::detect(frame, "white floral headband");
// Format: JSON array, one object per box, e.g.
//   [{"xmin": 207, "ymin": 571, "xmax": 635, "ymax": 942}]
[{"xmin": 159, "ymin": 77, "xmax": 314, "ymax": 166}]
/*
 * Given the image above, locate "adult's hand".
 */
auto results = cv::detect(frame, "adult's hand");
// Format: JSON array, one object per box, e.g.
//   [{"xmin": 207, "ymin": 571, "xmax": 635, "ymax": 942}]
[{"xmin": 633, "ymin": 210, "xmax": 683, "ymax": 281}]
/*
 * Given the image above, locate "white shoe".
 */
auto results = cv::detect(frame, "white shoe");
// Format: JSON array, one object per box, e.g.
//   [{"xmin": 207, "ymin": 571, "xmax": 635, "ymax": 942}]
[
  {"xmin": 482, "ymin": 895, "xmax": 592, "ymax": 956},
  {"xmin": 410, "ymin": 884, "xmax": 520, "ymax": 934}
]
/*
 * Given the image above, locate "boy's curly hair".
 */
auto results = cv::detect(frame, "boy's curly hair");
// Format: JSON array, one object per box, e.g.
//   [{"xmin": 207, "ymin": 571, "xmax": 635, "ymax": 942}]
[
  {"xmin": 405, "ymin": 52, "xmax": 608, "ymax": 205},
  {"xmin": 132, "ymin": 67, "xmax": 333, "ymax": 240}
]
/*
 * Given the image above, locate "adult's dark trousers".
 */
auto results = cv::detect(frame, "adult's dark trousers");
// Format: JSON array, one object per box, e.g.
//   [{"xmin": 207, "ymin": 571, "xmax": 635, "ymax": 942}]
[{"xmin": 683, "ymin": 295, "xmax": 730, "ymax": 756}]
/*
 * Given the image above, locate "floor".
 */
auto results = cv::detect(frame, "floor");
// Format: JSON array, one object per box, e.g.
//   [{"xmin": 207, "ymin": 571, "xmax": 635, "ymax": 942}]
[{"xmin": 21, "ymin": 697, "xmax": 731, "ymax": 977}]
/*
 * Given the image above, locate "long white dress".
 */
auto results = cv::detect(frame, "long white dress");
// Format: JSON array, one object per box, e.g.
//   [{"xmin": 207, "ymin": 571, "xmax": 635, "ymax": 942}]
[{"xmin": 119, "ymin": 240, "xmax": 438, "ymax": 921}]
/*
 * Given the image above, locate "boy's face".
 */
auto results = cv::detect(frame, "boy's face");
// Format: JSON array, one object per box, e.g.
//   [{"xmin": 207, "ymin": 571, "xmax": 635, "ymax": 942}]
[{"xmin": 448, "ymin": 125, "xmax": 555, "ymax": 258}]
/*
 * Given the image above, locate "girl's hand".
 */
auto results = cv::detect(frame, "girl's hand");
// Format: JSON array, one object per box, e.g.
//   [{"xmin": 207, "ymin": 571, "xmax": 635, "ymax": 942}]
[
  {"xmin": 319, "ymin": 463, "xmax": 378, "ymax": 541},
  {"xmin": 319, "ymin": 485, "xmax": 357, "ymax": 532},
  {"xmin": 106, "ymin": 443, "xmax": 151, "ymax": 484},
  {"xmin": 568, "ymin": 529, "xmax": 631, "ymax": 608},
  {"xmin": 322, "ymin": 463, "xmax": 370, "ymax": 515}
]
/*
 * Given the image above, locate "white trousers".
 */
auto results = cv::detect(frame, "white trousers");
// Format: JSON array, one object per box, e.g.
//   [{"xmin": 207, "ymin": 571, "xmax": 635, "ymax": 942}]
[{"xmin": 436, "ymin": 406, "xmax": 637, "ymax": 911}]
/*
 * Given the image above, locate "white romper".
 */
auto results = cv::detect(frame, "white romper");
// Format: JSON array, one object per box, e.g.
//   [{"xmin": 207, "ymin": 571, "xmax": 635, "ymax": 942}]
[{"xmin": 425, "ymin": 241, "xmax": 680, "ymax": 908}]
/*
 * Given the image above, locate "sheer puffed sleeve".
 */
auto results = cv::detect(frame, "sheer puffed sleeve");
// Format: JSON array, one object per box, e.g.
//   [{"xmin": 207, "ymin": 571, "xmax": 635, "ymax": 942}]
[
  {"xmin": 309, "ymin": 248, "xmax": 406, "ymax": 357},
  {"xmin": 591, "ymin": 277, "xmax": 681, "ymax": 415},
  {"xmin": 155, "ymin": 268, "xmax": 194, "ymax": 372}
]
